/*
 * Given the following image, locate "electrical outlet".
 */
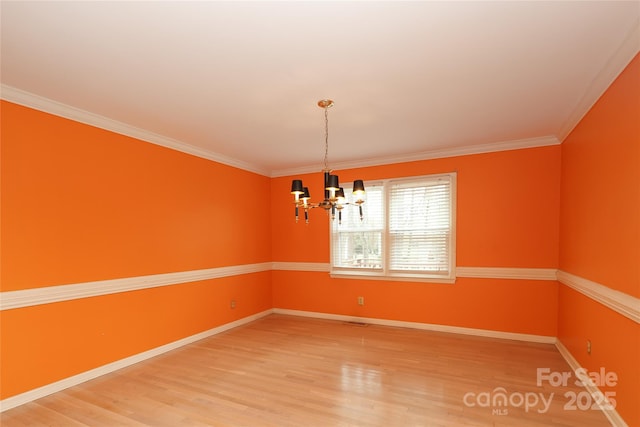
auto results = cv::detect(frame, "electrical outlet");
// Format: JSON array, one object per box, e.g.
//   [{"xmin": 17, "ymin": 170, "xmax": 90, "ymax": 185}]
[
  {"xmin": 587, "ymin": 340, "xmax": 591, "ymax": 354},
  {"xmin": 357, "ymin": 296, "xmax": 364, "ymax": 306},
  {"xmin": 230, "ymin": 300, "xmax": 236, "ymax": 309}
]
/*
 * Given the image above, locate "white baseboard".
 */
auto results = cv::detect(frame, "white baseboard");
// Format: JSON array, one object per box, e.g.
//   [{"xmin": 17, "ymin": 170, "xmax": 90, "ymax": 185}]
[
  {"xmin": 279, "ymin": 308, "xmax": 629, "ymax": 425},
  {"xmin": 273, "ymin": 308, "xmax": 556, "ymax": 344},
  {"xmin": 2, "ymin": 307, "xmax": 628, "ymax": 427},
  {"xmin": 0, "ymin": 309, "xmax": 274, "ymax": 412},
  {"xmin": 555, "ymin": 340, "xmax": 628, "ymax": 427},
  {"xmin": 0, "ymin": 307, "xmax": 555, "ymax": 413}
]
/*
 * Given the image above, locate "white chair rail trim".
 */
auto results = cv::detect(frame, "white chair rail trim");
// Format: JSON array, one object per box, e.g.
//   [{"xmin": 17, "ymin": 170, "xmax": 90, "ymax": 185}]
[
  {"xmin": 0, "ymin": 264, "xmax": 570, "ymax": 311},
  {"xmin": 272, "ymin": 263, "xmax": 558, "ymax": 280},
  {"xmin": 556, "ymin": 270, "xmax": 639, "ymax": 324},
  {"xmin": 0, "ymin": 262, "xmax": 272, "ymax": 311},
  {"xmin": 457, "ymin": 266, "xmax": 557, "ymax": 280},
  {"xmin": 2, "ymin": 263, "xmax": 638, "ymax": 324},
  {"xmin": 271, "ymin": 262, "xmax": 330, "ymax": 272}
]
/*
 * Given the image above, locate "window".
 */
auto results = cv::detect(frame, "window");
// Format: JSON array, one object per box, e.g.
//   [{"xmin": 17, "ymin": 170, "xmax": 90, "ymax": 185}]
[{"xmin": 330, "ymin": 173, "xmax": 456, "ymax": 282}]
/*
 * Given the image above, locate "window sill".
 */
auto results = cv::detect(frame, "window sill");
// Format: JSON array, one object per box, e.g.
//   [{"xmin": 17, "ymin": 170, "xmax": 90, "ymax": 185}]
[{"xmin": 329, "ymin": 271, "xmax": 456, "ymax": 284}]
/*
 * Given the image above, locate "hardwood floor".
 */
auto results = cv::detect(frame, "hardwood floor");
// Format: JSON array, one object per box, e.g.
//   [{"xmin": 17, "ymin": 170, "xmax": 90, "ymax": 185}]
[{"xmin": 1, "ymin": 314, "xmax": 611, "ymax": 426}]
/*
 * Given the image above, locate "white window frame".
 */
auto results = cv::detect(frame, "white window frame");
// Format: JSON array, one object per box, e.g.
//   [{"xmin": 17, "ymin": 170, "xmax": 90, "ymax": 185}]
[{"xmin": 330, "ymin": 172, "xmax": 456, "ymax": 283}]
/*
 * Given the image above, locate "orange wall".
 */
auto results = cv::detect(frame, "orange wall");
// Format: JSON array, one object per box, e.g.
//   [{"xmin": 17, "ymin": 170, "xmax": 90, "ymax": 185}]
[
  {"xmin": 0, "ymin": 274, "xmax": 271, "ymax": 399},
  {"xmin": 272, "ymin": 145, "xmax": 561, "ymax": 336},
  {"xmin": 558, "ymin": 53, "xmax": 639, "ymax": 426},
  {"xmin": 2, "ymin": 102, "xmax": 271, "ymax": 290},
  {"xmin": 272, "ymin": 146, "xmax": 561, "ymax": 267},
  {"xmin": 273, "ymin": 272, "xmax": 558, "ymax": 336},
  {"xmin": 0, "ymin": 101, "xmax": 272, "ymax": 399},
  {"xmin": 2, "ymin": 53, "xmax": 636, "ymax": 423}
]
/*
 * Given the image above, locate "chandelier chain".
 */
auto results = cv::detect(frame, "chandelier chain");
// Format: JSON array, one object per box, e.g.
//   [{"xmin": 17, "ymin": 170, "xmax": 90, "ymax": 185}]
[{"xmin": 323, "ymin": 105, "xmax": 330, "ymax": 171}]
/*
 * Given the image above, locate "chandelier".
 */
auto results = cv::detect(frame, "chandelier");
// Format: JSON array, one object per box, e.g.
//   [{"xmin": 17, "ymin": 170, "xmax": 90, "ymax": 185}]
[{"xmin": 290, "ymin": 99, "xmax": 365, "ymax": 224}]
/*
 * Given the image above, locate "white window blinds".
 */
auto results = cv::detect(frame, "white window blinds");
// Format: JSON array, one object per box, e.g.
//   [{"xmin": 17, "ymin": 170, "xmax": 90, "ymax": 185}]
[
  {"xmin": 388, "ymin": 177, "xmax": 452, "ymax": 274},
  {"xmin": 330, "ymin": 173, "xmax": 456, "ymax": 282},
  {"xmin": 331, "ymin": 184, "xmax": 384, "ymax": 270}
]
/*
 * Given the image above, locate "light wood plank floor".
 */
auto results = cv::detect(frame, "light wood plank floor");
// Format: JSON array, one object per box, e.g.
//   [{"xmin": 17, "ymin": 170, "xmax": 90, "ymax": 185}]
[{"xmin": 2, "ymin": 314, "xmax": 611, "ymax": 426}]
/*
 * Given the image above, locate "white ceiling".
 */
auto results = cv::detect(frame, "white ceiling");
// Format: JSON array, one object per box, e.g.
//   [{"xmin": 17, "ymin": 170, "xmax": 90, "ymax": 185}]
[{"xmin": 1, "ymin": 1, "xmax": 639, "ymax": 177}]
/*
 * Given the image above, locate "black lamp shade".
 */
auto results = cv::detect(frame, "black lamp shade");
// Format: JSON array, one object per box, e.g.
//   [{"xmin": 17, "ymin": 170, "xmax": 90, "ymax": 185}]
[
  {"xmin": 302, "ymin": 187, "xmax": 311, "ymax": 199},
  {"xmin": 336, "ymin": 187, "xmax": 345, "ymax": 198},
  {"xmin": 291, "ymin": 179, "xmax": 304, "ymax": 194},
  {"xmin": 353, "ymin": 179, "xmax": 365, "ymax": 194},
  {"xmin": 326, "ymin": 174, "xmax": 339, "ymax": 191}
]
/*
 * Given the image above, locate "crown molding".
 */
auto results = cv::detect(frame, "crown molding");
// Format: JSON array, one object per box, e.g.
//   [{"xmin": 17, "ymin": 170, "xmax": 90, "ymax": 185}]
[
  {"xmin": 0, "ymin": 263, "xmax": 271, "ymax": 311},
  {"xmin": 1, "ymin": 85, "xmax": 562, "ymax": 179},
  {"xmin": 0, "ymin": 85, "xmax": 271, "ymax": 177},
  {"xmin": 557, "ymin": 18, "xmax": 640, "ymax": 142},
  {"xmin": 270, "ymin": 136, "xmax": 560, "ymax": 177},
  {"xmin": 557, "ymin": 270, "xmax": 640, "ymax": 324}
]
